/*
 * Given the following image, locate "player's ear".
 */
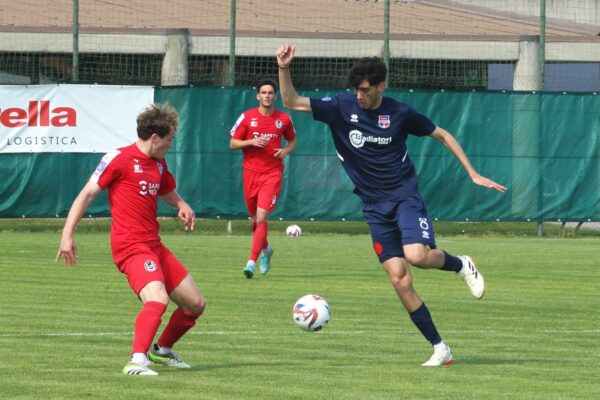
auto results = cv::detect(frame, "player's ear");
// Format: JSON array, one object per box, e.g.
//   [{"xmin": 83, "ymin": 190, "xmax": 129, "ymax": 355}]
[{"xmin": 377, "ymin": 81, "xmax": 386, "ymax": 94}]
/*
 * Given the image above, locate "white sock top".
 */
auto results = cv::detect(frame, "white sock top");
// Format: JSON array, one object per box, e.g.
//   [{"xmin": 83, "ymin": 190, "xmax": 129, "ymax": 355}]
[{"xmin": 131, "ymin": 352, "xmax": 148, "ymax": 365}]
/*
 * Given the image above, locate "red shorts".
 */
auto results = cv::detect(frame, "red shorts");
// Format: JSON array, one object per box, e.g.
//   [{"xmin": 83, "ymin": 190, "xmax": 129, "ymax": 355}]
[
  {"xmin": 243, "ymin": 168, "xmax": 282, "ymax": 215},
  {"xmin": 116, "ymin": 243, "xmax": 189, "ymax": 295}
]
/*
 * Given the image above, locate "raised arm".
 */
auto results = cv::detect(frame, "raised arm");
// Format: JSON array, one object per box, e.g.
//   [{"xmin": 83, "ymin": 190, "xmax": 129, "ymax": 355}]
[
  {"xmin": 276, "ymin": 44, "xmax": 312, "ymax": 112},
  {"xmin": 430, "ymin": 127, "xmax": 507, "ymax": 193},
  {"xmin": 56, "ymin": 181, "xmax": 102, "ymax": 266}
]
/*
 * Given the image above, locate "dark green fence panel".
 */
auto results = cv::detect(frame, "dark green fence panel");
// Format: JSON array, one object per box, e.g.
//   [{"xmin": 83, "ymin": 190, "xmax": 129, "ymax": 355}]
[{"xmin": 1, "ymin": 87, "xmax": 599, "ymax": 221}]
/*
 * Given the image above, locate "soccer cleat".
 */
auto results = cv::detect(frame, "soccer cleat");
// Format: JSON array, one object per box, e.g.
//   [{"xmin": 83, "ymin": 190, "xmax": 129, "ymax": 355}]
[
  {"xmin": 243, "ymin": 264, "xmax": 255, "ymax": 279},
  {"xmin": 421, "ymin": 346, "xmax": 454, "ymax": 367},
  {"xmin": 458, "ymin": 255, "xmax": 485, "ymax": 299},
  {"xmin": 148, "ymin": 344, "xmax": 191, "ymax": 369},
  {"xmin": 259, "ymin": 246, "xmax": 274, "ymax": 275},
  {"xmin": 122, "ymin": 361, "xmax": 159, "ymax": 376}
]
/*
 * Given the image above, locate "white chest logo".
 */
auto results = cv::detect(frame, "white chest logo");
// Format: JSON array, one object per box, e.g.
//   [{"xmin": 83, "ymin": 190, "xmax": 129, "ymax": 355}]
[
  {"xmin": 139, "ymin": 180, "xmax": 160, "ymax": 196},
  {"xmin": 349, "ymin": 130, "xmax": 366, "ymax": 148},
  {"xmin": 348, "ymin": 129, "xmax": 393, "ymax": 149}
]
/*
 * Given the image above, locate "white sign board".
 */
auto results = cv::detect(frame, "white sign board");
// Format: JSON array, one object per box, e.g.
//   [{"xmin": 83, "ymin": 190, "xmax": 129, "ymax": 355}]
[{"xmin": 0, "ymin": 85, "xmax": 154, "ymax": 153}]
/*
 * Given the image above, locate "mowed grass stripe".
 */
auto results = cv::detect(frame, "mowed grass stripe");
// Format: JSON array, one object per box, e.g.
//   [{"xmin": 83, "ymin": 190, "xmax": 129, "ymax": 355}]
[{"xmin": 0, "ymin": 231, "xmax": 598, "ymax": 399}]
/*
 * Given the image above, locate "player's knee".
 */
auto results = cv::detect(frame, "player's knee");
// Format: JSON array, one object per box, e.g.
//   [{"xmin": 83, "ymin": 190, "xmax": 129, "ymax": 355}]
[
  {"xmin": 404, "ymin": 252, "xmax": 426, "ymax": 267},
  {"xmin": 140, "ymin": 283, "xmax": 170, "ymax": 304},
  {"xmin": 388, "ymin": 269, "xmax": 413, "ymax": 293},
  {"xmin": 186, "ymin": 296, "xmax": 206, "ymax": 316}
]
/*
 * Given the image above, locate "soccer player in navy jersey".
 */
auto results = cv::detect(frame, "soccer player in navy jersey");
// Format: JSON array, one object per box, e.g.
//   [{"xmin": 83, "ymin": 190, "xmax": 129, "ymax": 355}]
[
  {"xmin": 56, "ymin": 103, "xmax": 206, "ymax": 376},
  {"xmin": 276, "ymin": 43, "xmax": 506, "ymax": 366},
  {"xmin": 230, "ymin": 78, "xmax": 297, "ymax": 278}
]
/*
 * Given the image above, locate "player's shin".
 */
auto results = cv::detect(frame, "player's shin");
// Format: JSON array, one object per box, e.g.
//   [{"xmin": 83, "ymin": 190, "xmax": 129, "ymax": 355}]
[
  {"xmin": 156, "ymin": 308, "xmax": 203, "ymax": 349},
  {"xmin": 131, "ymin": 301, "xmax": 167, "ymax": 354}
]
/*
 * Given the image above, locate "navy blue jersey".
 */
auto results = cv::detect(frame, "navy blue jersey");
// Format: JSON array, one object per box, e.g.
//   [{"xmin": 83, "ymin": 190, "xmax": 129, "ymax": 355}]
[{"xmin": 310, "ymin": 92, "xmax": 436, "ymax": 202}]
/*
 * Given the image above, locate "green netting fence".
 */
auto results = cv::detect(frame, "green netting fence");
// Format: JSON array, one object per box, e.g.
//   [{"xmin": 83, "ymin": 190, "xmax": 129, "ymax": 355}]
[{"xmin": 1, "ymin": 87, "xmax": 599, "ymax": 221}]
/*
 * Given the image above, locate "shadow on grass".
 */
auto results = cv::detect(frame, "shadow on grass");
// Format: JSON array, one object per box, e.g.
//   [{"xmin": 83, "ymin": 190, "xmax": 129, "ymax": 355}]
[
  {"xmin": 454, "ymin": 358, "xmax": 525, "ymax": 366},
  {"xmin": 154, "ymin": 361, "xmax": 295, "ymax": 374}
]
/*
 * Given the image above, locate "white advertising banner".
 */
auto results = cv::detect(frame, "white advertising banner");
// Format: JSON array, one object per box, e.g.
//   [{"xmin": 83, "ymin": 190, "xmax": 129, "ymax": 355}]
[{"xmin": 0, "ymin": 84, "xmax": 154, "ymax": 153}]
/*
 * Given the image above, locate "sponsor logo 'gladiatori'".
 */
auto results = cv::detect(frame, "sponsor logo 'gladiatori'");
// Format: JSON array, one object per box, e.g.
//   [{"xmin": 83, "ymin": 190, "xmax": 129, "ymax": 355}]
[
  {"xmin": 348, "ymin": 129, "xmax": 392, "ymax": 149},
  {"xmin": 0, "ymin": 101, "xmax": 77, "ymax": 127}
]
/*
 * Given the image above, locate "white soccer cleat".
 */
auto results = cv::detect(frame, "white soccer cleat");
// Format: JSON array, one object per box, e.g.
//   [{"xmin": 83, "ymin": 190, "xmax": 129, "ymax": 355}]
[
  {"xmin": 458, "ymin": 255, "xmax": 485, "ymax": 299},
  {"xmin": 122, "ymin": 361, "xmax": 159, "ymax": 376},
  {"xmin": 421, "ymin": 345, "xmax": 454, "ymax": 367}
]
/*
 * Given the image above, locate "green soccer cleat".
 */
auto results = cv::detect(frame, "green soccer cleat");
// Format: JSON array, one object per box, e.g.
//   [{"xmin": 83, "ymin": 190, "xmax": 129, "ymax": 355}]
[
  {"xmin": 122, "ymin": 361, "xmax": 158, "ymax": 376},
  {"xmin": 148, "ymin": 344, "xmax": 191, "ymax": 369},
  {"xmin": 259, "ymin": 246, "xmax": 273, "ymax": 275},
  {"xmin": 243, "ymin": 264, "xmax": 255, "ymax": 279}
]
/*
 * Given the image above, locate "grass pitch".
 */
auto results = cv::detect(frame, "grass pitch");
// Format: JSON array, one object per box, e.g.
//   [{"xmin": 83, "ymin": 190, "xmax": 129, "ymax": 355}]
[{"xmin": 0, "ymin": 227, "xmax": 598, "ymax": 399}]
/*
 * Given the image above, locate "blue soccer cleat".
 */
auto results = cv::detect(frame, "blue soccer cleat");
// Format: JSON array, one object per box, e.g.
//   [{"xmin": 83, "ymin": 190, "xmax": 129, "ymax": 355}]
[
  {"xmin": 260, "ymin": 246, "xmax": 273, "ymax": 275},
  {"xmin": 243, "ymin": 263, "xmax": 255, "ymax": 279}
]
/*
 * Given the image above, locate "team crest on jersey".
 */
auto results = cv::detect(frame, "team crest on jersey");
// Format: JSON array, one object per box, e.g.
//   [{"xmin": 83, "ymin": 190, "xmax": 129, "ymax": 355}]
[
  {"xmin": 144, "ymin": 260, "xmax": 157, "ymax": 272},
  {"xmin": 156, "ymin": 162, "xmax": 163, "ymax": 175},
  {"xmin": 275, "ymin": 120, "xmax": 283, "ymax": 129},
  {"xmin": 95, "ymin": 161, "xmax": 107, "ymax": 173},
  {"xmin": 378, "ymin": 115, "xmax": 391, "ymax": 129}
]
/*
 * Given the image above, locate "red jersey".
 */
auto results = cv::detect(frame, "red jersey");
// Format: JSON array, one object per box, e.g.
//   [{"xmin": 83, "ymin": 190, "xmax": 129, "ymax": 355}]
[
  {"xmin": 89, "ymin": 143, "xmax": 176, "ymax": 261},
  {"xmin": 229, "ymin": 108, "xmax": 296, "ymax": 173}
]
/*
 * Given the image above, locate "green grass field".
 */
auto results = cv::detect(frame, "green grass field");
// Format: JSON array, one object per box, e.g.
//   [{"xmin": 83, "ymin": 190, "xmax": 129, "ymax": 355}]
[{"xmin": 0, "ymin": 226, "xmax": 598, "ymax": 399}]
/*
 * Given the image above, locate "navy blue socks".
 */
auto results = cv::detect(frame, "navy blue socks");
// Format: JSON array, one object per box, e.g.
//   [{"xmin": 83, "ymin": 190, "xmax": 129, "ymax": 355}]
[
  {"xmin": 409, "ymin": 302, "xmax": 442, "ymax": 345},
  {"xmin": 440, "ymin": 250, "xmax": 463, "ymax": 272}
]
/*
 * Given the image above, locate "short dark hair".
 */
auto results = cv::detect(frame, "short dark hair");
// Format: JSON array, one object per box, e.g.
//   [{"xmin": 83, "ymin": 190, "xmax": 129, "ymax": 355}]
[
  {"xmin": 256, "ymin": 78, "xmax": 277, "ymax": 93},
  {"xmin": 348, "ymin": 57, "xmax": 387, "ymax": 89},
  {"xmin": 136, "ymin": 103, "xmax": 179, "ymax": 140}
]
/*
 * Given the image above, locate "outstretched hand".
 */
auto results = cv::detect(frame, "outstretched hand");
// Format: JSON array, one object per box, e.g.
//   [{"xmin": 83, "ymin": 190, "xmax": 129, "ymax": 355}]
[
  {"xmin": 56, "ymin": 236, "xmax": 78, "ymax": 267},
  {"xmin": 178, "ymin": 203, "xmax": 196, "ymax": 231},
  {"xmin": 472, "ymin": 174, "xmax": 507, "ymax": 193},
  {"xmin": 276, "ymin": 43, "xmax": 295, "ymax": 68}
]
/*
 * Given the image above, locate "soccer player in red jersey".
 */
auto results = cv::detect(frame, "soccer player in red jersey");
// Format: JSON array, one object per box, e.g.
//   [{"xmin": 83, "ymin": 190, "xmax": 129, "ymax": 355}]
[
  {"xmin": 56, "ymin": 103, "xmax": 206, "ymax": 376},
  {"xmin": 230, "ymin": 78, "xmax": 297, "ymax": 278}
]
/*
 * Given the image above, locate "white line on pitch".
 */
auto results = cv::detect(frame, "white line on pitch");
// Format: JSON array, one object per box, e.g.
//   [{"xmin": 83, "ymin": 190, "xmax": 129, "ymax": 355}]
[{"xmin": 0, "ymin": 329, "xmax": 598, "ymax": 338}]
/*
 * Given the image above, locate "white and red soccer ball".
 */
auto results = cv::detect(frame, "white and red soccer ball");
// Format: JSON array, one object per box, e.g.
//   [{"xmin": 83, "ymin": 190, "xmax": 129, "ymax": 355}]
[
  {"xmin": 286, "ymin": 224, "xmax": 302, "ymax": 237},
  {"xmin": 292, "ymin": 294, "xmax": 330, "ymax": 332}
]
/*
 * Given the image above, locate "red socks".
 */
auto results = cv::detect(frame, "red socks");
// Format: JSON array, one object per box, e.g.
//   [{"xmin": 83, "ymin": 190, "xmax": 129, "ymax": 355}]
[
  {"xmin": 131, "ymin": 301, "xmax": 167, "ymax": 354},
  {"xmin": 249, "ymin": 221, "xmax": 268, "ymax": 261},
  {"xmin": 157, "ymin": 308, "xmax": 203, "ymax": 349}
]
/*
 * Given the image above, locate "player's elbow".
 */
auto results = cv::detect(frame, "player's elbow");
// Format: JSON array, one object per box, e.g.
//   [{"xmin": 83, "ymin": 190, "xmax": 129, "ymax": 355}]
[
  {"xmin": 281, "ymin": 98, "xmax": 294, "ymax": 109},
  {"xmin": 282, "ymin": 98, "xmax": 305, "ymax": 112}
]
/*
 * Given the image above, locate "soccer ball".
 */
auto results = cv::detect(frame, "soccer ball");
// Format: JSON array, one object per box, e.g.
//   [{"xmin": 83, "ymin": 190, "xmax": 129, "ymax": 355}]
[
  {"xmin": 292, "ymin": 294, "xmax": 330, "ymax": 332},
  {"xmin": 286, "ymin": 224, "xmax": 302, "ymax": 237}
]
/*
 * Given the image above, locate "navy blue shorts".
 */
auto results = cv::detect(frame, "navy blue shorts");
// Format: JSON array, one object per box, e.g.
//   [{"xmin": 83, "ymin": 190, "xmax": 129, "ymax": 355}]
[{"xmin": 362, "ymin": 194, "xmax": 437, "ymax": 263}]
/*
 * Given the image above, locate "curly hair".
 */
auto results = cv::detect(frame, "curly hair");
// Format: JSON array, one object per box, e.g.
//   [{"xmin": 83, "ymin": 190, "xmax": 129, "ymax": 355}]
[
  {"xmin": 136, "ymin": 103, "xmax": 179, "ymax": 140},
  {"xmin": 348, "ymin": 57, "xmax": 387, "ymax": 89}
]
